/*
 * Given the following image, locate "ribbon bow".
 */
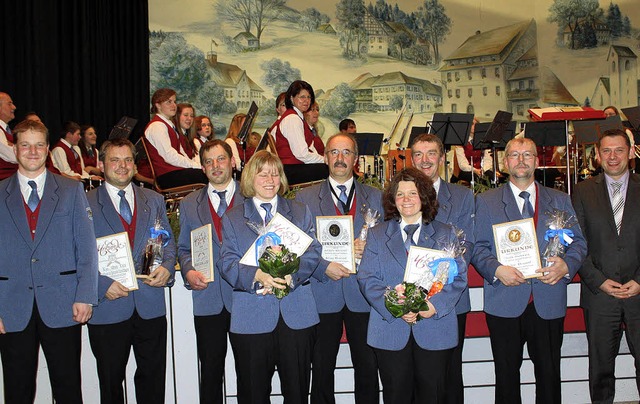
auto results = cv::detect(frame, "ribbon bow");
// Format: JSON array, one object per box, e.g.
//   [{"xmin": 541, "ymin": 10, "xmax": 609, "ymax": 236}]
[
  {"xmin": 544, "ymin": 229, "xmax": 574, "ymax": 246},
  {"xmin": 427, "ymin": 257, "xmax": 459, "ymax": 285},
  {"xmin": 149, "ymin": 226, "xmax": 171, "ymax": 247}
]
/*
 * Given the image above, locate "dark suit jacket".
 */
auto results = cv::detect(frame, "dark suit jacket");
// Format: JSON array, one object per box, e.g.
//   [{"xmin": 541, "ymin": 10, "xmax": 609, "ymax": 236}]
[
  {"xmin": 177, "ymin": 183, "xmax": 244, "ymax": 316},
  {"xmin": 0, "ymin": 172, "xmax": 98, "ymax": 332},
  {"xmin": 220, "ymin": 196, "xmax": 322, "ymax": 334},
  {"xmin": 87, "ymin": 184, "xmax": 176, "ymax": 324},
  {"xmin": 473, "ymin": 182, "xmax": 587, "ymax": 319},
  {"xmin": 295, "ymin": 179, "xmax": 383, "ymax": 313},
  {"xmin": 436, "ymin": 180, "xmax": 474, "ymax": 314},
  {"xmin": 357, "ymin": 219, "xmax": 467, "ymax": 351},
  {"xmin": 572, "ymin": 173, "xmax": 640, "ymax": 308}
]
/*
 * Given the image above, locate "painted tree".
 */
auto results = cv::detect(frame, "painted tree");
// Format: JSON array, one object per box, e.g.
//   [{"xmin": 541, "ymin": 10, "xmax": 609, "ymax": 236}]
[
  {"xmin": 300, "ymin": 8, "xmax": 330, "ymax": 32},
  {"xmin": 548, "ymin": 0, "xmax": 599, "ymax": 50},
  {"xmin": 150, "ymin": 34, "xmax": 209, "ymax": 102},
  {"xmin": 215, "ymin": 0, "xmax": 253, "ymax": 34},
  {"xmin": 323, "ymin": 83, "xmax": 356, "ymax": 121},
  {"xmin": 195, "ymin": 81, "xmax": 237, "ymax": 117},
  {"xmin": 392, "ymin": 31, "xmax": 414, "ymax": 60},
  {"xmin": 389, "ymin": 95, "xmax": 404, "ymax": 112},
  {"xmin": 415, "ymin": 0, "xmax": 451, "ymax": 64},
  {"xmin": 260, "ymin": 58, "xmax": 301, "ymax": 97},
  {"xmin": 405, "ymin": 44, "xmax": 431, "ymax": 65},
  {"xmin": 606, "ymin": 3, "xmax": 623, "ymax": 38},
  {"xmin": 622, "ymin": 16, "xmax": 631, "ymax": 36},
  {"xmin": 336, "ymin": 0, "xmax": 366, "ymax": 58},
  {"xmin": 215, "ymin": 0, "xmax": 285, "ymax": 48}
]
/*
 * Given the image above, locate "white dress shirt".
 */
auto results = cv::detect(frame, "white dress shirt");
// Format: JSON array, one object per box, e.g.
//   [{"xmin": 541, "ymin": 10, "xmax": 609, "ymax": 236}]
[
  {"xmin": 145, "ymin": 114, "xmax": 200, "ymax": 169},
  {"xmin": 278, "ymin": 107, "xmax": 324, "ymax": 164},
  {"xmin": 0, "ymin": 120, "xmax": 17, "ymax": 164},
  {"xmin": 51, "ymin": 138, "xmax": 90, "ymax": 178}
]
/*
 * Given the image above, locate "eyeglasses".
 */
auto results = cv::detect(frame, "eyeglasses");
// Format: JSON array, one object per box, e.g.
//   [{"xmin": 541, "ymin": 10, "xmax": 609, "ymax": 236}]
[
  {"xmin": 327, "ymin": 149, "xmax": 355, "ymax": 157},
  {"xmin": 506, "ymin": 151, "xmax": 536, "ymax": 160}
]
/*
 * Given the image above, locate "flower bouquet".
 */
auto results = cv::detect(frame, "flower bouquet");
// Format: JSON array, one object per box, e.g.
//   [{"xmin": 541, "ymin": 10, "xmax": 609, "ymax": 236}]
[
  {"xmin": 384, "ymin": 281, "xmax": 430, "ymax": 319},
  {"xmin": 258, "ymin": 244, "xmax": 300, "ymax": 299},
  {"xmin": 542, "ymin": 209, "xmax": 575, "ymax": 267}
]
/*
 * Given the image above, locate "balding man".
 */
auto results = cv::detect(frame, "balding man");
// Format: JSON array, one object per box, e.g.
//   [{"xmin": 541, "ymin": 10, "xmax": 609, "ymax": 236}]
[{"xmin": 0, "ymin": 92, "xmax": 18, "ymax": 180}]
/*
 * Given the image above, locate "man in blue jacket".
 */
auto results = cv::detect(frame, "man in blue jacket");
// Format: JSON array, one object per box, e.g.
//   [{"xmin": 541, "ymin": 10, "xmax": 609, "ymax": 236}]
[
  {"xmin": 296, "ymin": 133, "xmax": 383, "ymax": 404},
  {"xmin": 0, "ymin": 119, "xmax": 98, "ymax": 403},
  {"xmin": 86, "ymin": 138, "xmax": 175, "ymax": 403}
]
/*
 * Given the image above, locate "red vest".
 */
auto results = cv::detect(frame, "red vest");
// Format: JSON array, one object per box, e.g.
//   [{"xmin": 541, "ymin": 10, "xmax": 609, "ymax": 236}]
[
  {"xmin": 463, "ymin": 142, "xmax": 482, "ymax": 169},
  {"xmin": 310, "ymin": 125, "xmax": 325, "ymax": 155},
  {"xmin": 208, "ymin": 194, "xmax": 235, "ymax": 241},
  {"xmin": 81, "ymin": 146, "xmax": 98, "ymax": 168},
  {"xmin": 0, "ymin": 126, "xmax": 18, "ymax": 180},
  {"xmin": 54, "ymin": 141, "xmax": 83, "ymax": 174},
  {"xmin": 24, "ymin": 199, "xmax": 42, "ymax": 240},
  {"xmin": 119, "ymin": 202, "xmax": 138, "ymax": 247},
  {"xmin": 274, "ymin": 109, "xmax": 316, "ymax": 165},
  {"xmin": 536, "ymin": 146, "xmax": 556, "ymax": 167},
  {"xmin": 144, "ymin": 115, "xmax": 184, "ymax": 177}
]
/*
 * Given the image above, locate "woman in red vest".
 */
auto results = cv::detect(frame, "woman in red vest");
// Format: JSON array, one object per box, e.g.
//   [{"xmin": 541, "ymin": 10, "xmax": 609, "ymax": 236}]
[
  {"xmin": 190, "ymin": 115, "xmax": 214, "ymax": 154},
  {"xmin": 274, "ymin": 80, "xmax": 328, "ymax": 185},
  {"xmin": 304, "ymin": 101, "xmax": 325, "ymax": 155},
  {"xmin": 225, "ymin": 113, "xmax": 247, "ymax": 171},
  {"xmin": 143, "ymin": 88, "xmax": 206, "ymax": 189},
  {"xmin": 79, "ymin": 125, "xmax": 101, "ymax": 176}
]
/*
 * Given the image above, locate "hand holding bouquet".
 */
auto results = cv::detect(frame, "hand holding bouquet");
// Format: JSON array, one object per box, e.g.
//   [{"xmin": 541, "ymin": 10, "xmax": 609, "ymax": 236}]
[
  {"xmin": 258, "ymin": 244, "xmax": 300, "ymax": 299},
  {"xmin": 384, "ymin": 282, "xmax": 430, "ymax": 321}
]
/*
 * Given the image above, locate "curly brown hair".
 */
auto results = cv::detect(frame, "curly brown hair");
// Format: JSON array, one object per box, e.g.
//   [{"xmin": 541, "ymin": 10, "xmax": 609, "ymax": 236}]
[{"xmin": 383, "ymin": 167, "xmax": 438, "ymax": 224}]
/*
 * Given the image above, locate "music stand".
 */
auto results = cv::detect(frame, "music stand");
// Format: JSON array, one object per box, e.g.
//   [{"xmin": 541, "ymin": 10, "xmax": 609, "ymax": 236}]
[
  {"xmin": 572, "ymin": 116, "xmax": 622, "ymax": 145},
  {"xmin": 408, "ymin": 126, "xmax": 427, "ymax": 148},
  {"xmin": 525, "ymin": 121, "xmax": 566, "ymax": 187},
  {"xmin": 236, "ymin": 102, "xmax": 259, "ymax": 171},
  {"xmin": 428, "ymin": 113, "xmax": 474, "ymax": 181},
  {"xmin": 622, "ymin": 106, "xmax": 640, "ymax": 146},
  {"xmin": 356, "ymin": 133, "xmax": 384, "ymax": 178},
  {"xmin": 109, "ymin": 117, "xmax": 138, "ymax": 140},
  {"xmin": 256, "ymin": 129, "xmax": 271, "ymax": 152}
]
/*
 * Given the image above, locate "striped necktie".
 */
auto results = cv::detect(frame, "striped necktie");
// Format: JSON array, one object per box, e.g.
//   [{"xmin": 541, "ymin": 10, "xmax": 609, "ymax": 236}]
[{"xmin": 612, "ymin": 181, "xmax": 624, "ymax": 235}]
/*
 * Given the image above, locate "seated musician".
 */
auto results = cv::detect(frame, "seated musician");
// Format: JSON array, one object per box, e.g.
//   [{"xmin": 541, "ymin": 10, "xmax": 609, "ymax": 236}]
[
  {"xmin": 51, "ymin": 121, "xmax": 102, "ymax": 181},
  {"xmin": 451, "ymin": 118, "xmax": 495, "ymax": 184}
]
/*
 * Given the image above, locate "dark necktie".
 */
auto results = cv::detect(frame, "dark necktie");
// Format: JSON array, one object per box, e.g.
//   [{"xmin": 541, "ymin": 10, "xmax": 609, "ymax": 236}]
[
  {"xmin": 404, "ymin": 224, "xmax": 419, "ymax": 253},
  {"xmin": 519, "ymin": 191, "xmax": 534, "ymax": 219},
  {"xmin": 261, "ymin": 203, "xmax": 273, "ymax": 224},
  {"xmin": 216, "ymin": 190, "xmax": 228, "ymax": 216},
  {"xmin": 118, "ymin": 190, "xmax": 133, "ymax": 224},
  {"xmin": 27, "ymin": 181, "xmax": 40, "ymax": 212}
]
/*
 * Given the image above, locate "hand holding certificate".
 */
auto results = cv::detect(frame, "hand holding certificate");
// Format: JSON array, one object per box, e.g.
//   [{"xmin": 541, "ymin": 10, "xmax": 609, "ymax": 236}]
[
  {"xmin": 493, "ymin": 218, "xmax": 541, "ymax": 279},
  {"xmin": 190, "ymin": 224, "xmax": 214, "ymax": 282},
  {"xmin": 97, "ymin": 232, "xmax": 138, "ymax": 290}
]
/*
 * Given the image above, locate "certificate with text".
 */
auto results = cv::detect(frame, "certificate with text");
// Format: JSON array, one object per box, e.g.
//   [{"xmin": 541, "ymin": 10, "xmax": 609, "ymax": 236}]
[
  {"xmin": 97, "ymin": 232, "xmax": 138, "ymax": 291},
  {"xmin": 191, "ymin": 224, "xmax": 214, "ymax": 282},
  {"xmin": 316, "ymin": 216, "xmax": 355, "ymax": 273},
  {"xmin": 240, "ymin": 213, "xmax": 313, "ymax": 266},
  {"xmin": 493, "ymin": 218, "xmax": 542, "ymax": 278},
  {"xmin": 404, "ymin": 246, "xmax": 449, "ymax": 283}
]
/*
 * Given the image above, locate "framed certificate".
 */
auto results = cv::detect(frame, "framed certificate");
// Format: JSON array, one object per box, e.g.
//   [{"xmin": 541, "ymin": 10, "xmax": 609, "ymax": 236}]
[
  {"xmin": 404, "ymin": 246, "xmax": 449, "ymax": 284},
  {"xmin": 316, "ymin": 216, "xmax": 356, "ymax": 273},
  {"xmin": 96, "ymin": 232, "xmax": 138, "ymax": 291},
  {"xmin": 240, "ymin": 213, "xmax": 314, "ymax": 266},
  {"xmin": 493, "ymin": 218, "xmax": 542, "ymax": 278},
  {"xmin": 191, "ymin": 224, "xmax": 214, "ymax": 282}
]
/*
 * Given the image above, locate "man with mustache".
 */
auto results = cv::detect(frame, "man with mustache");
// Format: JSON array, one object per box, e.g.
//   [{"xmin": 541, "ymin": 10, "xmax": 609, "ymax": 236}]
[
  {"xmin": 473, "ymin": 137, "xmax": 587, "ymax": 404},
  {"xmin": 410, "ymin": 133, "xmax": 474, "ymax": 404},
  {"xmin": 296, "ymin": 133, "xmax": 383, "ymax": 404}
]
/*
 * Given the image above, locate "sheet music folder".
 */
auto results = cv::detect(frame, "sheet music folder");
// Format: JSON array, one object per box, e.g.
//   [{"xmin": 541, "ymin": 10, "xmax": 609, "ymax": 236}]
[
  {"xmin": 524, "ymin": 121, "xmax": 566, "ymax": 147},
  {"xmin": 572, "ymin": 116, "xmax": 624, "ymax": 145},
  {"xmin": 109, "ymin": 117, "xmax": 138, "ymax": 140}
]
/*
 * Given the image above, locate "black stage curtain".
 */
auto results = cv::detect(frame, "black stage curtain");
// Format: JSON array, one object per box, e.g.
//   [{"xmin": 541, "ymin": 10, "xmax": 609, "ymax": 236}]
[{"xmin": 0, "ymin": 0, "xmax": 150, "ymax": 145}]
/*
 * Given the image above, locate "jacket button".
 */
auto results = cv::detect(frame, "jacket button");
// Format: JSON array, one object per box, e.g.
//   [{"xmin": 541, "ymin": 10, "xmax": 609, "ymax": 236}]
[{"xmin": 31, "ymin": 258, "xmax": 38, "ymax": 263}]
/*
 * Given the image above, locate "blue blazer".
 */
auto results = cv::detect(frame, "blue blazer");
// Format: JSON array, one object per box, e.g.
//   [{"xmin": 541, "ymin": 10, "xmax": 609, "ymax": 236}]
[
  {"xmin": 472, "ymin": 183, "xmax": 587, "ymax": 320},
  {"xmin": 177, "ymin": 183, "xmax": 244, "ymax": 316},
  {"xmin": 220, "ymin": 195, "xmax": 322, "ymax": 334},
  {"xmin": 87, "ymin": 184, "xmax": 176, "ymax": 325},
  {"xmin": 436, "ymin": 180, "xmax": 475, "ymax": 314},
  {"xmin": 0, "ymin": 172, "xmax": 98, "ymax": 332},
  {"xmin": 296, "ymin": 179, "xmax": 383, "ymax": 313},
  {"xmin": 357, "ymin": 219, "xmax": 467, "ymax": 351}
]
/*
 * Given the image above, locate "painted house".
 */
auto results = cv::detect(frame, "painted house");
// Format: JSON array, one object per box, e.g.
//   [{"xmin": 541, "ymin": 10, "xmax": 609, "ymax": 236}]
[
  {"xmin": 205, "ymin": 51, "xmax": 265, "ymax": 109},
  {"xmin": 440, "ymin": 19, "xmax": 577, "ymax": 120},
  {"xmin": 317, "ymin": 23, "xmax": 336, "ymax": 35},
  {"xmin": 233, "ymin": 31, "xmax": 259, "ymax": 50},
  {"xmin": 591, "ymin": 45, "xmax": 639, "ymax": 109}
]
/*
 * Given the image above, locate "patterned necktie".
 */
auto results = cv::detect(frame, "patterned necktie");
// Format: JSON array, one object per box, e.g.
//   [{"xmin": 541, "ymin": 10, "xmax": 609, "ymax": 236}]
[
  {"xmin": 118, "ymin": 190, "xmax": 133, "ymax": 224},
  {"xmin": 404, "ymin": 224, "xmax": 419, "ymax": 253},
  {"xmin": 612, "ymin": 181, "xmax": 624, "ymax": 235},
  {"xmin": 519, "ymin": 191, "xmax": 534, "ymax": 219},
  {"xmin": 216, "ymin": 190, "xmax": 228, "ymax": 216},
  {"xmin": 27, "ymin": 181, "xmax": 40, "ymax": 211},
  {"xmin": 261, "ymin": 203, "xmax": 273, "ymax": 224}
]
